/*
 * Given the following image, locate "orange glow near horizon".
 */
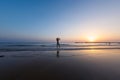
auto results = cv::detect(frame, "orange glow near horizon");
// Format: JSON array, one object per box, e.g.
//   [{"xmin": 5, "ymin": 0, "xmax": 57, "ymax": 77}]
[
  {"xmin": 87, "ymin": 36, "xmax": 97, "ymax": 42},
  {"xmin": 60, "ymin": 33, "xmax": 120, "ymax": 42}
]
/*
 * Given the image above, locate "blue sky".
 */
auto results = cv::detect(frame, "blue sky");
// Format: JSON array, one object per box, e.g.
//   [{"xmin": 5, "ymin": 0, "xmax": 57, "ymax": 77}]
[{"xmin": 0, "ymin": 0, "xmax": 120, "ymax": 42}]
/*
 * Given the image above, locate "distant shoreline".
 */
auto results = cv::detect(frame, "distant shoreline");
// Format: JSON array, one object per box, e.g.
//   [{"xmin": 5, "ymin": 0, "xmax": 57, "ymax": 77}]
[{"xmin": 75, "ymin": 42, "xmax": 120, "ymax": 43}]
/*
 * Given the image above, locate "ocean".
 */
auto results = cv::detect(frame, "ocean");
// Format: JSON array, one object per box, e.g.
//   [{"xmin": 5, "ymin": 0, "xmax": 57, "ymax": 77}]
[{"xmin": 0, "ymin": 42, "xmax": 120, "ymax": 52}]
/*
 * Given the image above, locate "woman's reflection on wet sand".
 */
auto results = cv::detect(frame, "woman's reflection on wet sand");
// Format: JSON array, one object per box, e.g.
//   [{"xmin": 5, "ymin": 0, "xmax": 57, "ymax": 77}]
[{"xmin": 56, "ymin": 49, "xmax": 60, "ymax": 58}]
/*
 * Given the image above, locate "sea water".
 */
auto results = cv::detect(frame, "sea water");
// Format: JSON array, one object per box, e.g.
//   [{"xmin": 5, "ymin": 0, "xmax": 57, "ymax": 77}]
[{"xmin": 0, "ymin": 42, "xmax": 120, "ymax": 51}]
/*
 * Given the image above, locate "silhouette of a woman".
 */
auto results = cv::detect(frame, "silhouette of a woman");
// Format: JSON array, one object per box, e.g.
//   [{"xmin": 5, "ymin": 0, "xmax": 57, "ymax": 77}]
[{"xmin": 56, "ymin": 37, "xmax": 60, "ymax": 48}]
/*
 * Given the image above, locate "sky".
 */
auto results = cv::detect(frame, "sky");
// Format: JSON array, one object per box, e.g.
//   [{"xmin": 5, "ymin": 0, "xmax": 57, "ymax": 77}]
[{"xmin": 0, "ymin": 0, "xmax": 120, "ymax": 42}]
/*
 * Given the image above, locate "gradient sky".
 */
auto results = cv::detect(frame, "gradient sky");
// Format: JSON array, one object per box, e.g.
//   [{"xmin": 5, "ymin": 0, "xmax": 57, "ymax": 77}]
[{"xmin": 0, "ymin": 0, "xmax": 120, "ymax": 42}]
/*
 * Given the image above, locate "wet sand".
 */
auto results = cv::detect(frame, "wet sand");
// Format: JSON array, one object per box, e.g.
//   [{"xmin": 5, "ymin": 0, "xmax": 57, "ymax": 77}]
[{"xmin": 0, "ymin": 49, "xmax": 120, "ymax": 80}]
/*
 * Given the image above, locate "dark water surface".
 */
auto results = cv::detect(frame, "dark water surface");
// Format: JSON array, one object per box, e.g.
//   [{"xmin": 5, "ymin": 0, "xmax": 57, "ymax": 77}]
[
  {"xmin": 0, "ymin": 49, "xmax": 120, "ymax": 80},
  {"xmin": 0, "ymin": 42, "xmax": 120, "ymax": 52}
]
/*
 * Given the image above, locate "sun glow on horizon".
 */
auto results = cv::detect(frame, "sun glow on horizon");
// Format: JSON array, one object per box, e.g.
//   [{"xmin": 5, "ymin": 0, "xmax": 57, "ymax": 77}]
[{"xmin": 87, "ymin": 36, "xmax": 96, "ymax": 42}]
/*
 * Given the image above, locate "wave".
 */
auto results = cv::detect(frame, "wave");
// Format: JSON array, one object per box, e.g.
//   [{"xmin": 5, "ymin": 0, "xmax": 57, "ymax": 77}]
[
  {"xmin": 0, "ymin": 42, "xmax": 120, "ymax": 52},
  {"xmin": 0, "ymin": 47, "xmax": 120, "ymax": 52}
]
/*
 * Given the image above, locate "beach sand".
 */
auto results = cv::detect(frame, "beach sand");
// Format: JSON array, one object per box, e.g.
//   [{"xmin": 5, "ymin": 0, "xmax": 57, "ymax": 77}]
[{"xmin": 0, "ymin": 49, "xmax": 120, "ymax": 80}]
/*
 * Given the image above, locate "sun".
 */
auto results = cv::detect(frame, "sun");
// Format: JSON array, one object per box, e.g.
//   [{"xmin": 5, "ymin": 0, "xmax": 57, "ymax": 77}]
[{"xmin": 88, "ymin": 36, "xmax": 96, "ymax": 42}]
